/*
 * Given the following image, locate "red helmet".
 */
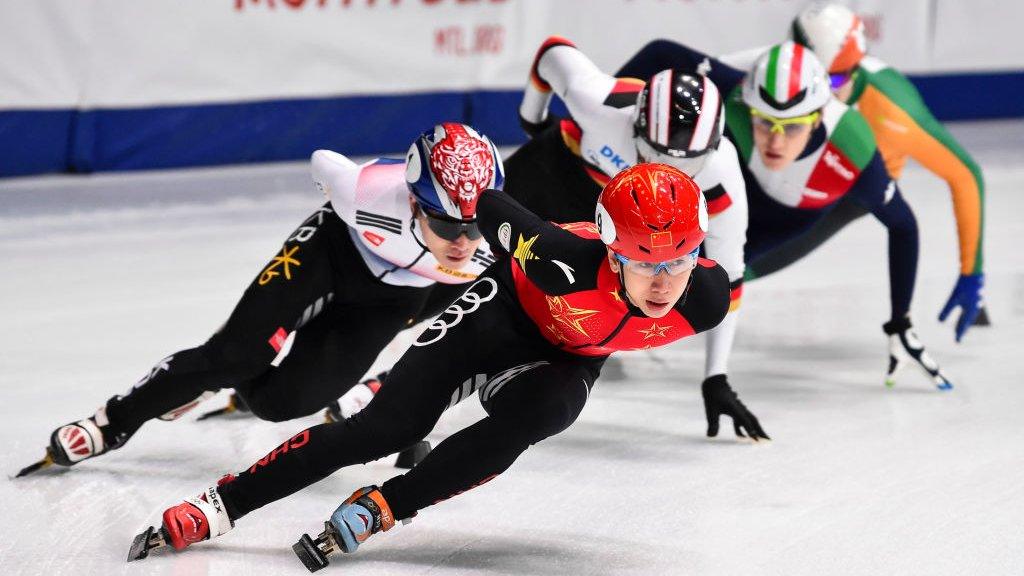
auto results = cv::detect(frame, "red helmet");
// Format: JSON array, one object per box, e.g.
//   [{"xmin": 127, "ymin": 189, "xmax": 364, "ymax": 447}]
[{"xmin": 595, "ymin": 163, "xmax": 708, "ymax": 261}]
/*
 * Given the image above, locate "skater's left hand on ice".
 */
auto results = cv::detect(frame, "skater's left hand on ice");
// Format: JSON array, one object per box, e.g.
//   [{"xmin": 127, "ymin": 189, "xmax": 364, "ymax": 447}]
[
  {"xmin": 883, "ymin": 316, "xmax": 954, "ymax": 390},
  {"xmin": 701, "ymin": 374, "xmax": 770, "ymax": 442},
  {"xmin": 939, "ymin": 273, "xmax": 986, "ymax": 342}
]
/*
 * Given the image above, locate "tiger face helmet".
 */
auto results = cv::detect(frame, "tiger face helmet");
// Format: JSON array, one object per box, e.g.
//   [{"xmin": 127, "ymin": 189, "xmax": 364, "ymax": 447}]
[{"xmin": 405, "ymin": 123, "xmax": 505, "ymax": 221}]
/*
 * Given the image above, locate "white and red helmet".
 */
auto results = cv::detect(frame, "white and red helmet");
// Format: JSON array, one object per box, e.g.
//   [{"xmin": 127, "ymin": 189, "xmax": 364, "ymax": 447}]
[
  {"xmin": 791, "ymin": 2, "xmax": 867, "ymax": 74},
  {"xmin": 405, "ymin": 123, "xmax": 504, "ymax": 221}
]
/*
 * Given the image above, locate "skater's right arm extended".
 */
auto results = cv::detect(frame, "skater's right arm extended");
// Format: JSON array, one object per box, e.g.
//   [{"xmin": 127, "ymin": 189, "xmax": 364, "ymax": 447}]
[{"xmin": 520, "ymin": 36, "xmax": 638, "ymax": 136}]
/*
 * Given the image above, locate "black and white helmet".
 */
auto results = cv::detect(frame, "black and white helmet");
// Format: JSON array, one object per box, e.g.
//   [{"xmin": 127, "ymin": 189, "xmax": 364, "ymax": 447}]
[{"xmin": 633, "ymin": 70, "xmax": 724, "ymax": 176}]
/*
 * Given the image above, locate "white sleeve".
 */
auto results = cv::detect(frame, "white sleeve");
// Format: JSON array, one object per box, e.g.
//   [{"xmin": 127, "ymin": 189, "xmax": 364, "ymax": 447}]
[
  {"xmin": 697, "ymin": 139, "xmax": 748, "ymax": 378},
  {"xmin": 310, "ymin": 149, "xmax": 360, "ymax": 225},
  {"xmin": 699, "ymin": 139, "xmax": 747, "ymax": 284},
  {"xmin": 520, "ymin": 39, "xmax": 617, "ymax": 127},
  {"xmin": 705, "ymin": 308, "xmax": 739, "ymax": 378}
]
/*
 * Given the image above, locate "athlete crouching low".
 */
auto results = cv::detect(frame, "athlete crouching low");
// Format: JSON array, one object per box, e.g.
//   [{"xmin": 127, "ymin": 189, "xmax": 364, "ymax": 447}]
[
  {"xmin": 23, "ymin": 123, "xmax": 503, "ymax": 477},
  {"xmin": 129, "ymin": 163, "xmax": 732, "ymax": 568}
]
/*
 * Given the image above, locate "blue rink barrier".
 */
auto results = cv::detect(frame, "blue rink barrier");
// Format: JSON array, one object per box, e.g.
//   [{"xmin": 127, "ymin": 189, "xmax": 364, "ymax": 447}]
[{"xmin": 1, "ymin": 71, "xmax": 1022, "ymax": 177}]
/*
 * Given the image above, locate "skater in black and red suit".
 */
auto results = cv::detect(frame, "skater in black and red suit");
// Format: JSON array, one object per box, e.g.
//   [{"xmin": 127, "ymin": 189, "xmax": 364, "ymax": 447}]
[{"xmin": 133, "ymin": 163, "xmax": 731, "ymax": 567}]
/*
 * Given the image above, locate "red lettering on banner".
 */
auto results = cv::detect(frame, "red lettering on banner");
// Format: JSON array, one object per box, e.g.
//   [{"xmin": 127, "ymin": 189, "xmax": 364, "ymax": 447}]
[
  {"xmin": 435, "ymin": 25, "xmax": 504, "ymax": 55},
  {"xmin": 236, "ymin": 0, "xmax": 506, "ymax": 11},
  {"xmin": 236, "ymin": 0, "xmax": 275, "ymax": 8}
]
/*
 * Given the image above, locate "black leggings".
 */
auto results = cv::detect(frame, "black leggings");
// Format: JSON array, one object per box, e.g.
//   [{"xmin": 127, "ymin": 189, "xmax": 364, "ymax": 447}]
[
  {"xmin": 217, "ymin": 269, "xmax": 604, "ymax": 522},
  {"xmin": 105, "ymin": 204, "xmax": 429, "ymax": 435}
]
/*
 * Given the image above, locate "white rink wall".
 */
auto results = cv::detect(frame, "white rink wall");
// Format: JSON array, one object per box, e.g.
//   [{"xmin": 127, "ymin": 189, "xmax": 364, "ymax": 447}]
[
  {"xmin": 2, "ymin": 0, "xmax": 1023, "ymax": 176},
  {"xmin": 2, "ymin": 0, "xmax": 1023, "ymax": 109}
]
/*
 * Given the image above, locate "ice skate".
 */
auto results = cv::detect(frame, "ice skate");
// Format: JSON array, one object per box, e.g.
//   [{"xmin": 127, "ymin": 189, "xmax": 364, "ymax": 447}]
[
  {"xmin": 884, "ymin": 317, "xmax": 954, "ymax": 390},
  {"xmin": 15, "ymin": 405, "xmax": 127, "ymax": 477},
  {"xmin": 127, "ymin": 479, "xmax": 235, "ymax": 561},
  {"xmin": 292, "ymin": 486, "xmax": 396, "ymax": 572}
]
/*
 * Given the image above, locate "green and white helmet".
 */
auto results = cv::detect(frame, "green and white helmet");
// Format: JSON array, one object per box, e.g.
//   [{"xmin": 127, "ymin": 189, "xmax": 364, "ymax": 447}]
[{"xmin": 741, "ymin": 41, "xmax": 831, "ymax": 118}]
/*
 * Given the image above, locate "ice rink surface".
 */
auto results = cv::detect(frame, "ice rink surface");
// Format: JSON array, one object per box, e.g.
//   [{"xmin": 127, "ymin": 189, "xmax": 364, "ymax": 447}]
[{"xmin": 1, "ymin": 120, "xmax": 1022, "ymax": 576}]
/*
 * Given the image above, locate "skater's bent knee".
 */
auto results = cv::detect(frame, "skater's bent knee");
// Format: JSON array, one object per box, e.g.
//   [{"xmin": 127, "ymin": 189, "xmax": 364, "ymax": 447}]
[
  {"xmin": 517, "ymin": 397, "xmax": 581, "ymax": 442},
  {"xmin": 242, "ymin": 392, "xmax": 308, "ymax": 422}
]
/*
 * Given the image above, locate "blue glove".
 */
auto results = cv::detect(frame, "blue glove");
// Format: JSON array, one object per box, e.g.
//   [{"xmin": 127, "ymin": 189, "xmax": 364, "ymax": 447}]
[{"xmin": 938, "ymin": 273, "xmax": 984, "ymax": 342}]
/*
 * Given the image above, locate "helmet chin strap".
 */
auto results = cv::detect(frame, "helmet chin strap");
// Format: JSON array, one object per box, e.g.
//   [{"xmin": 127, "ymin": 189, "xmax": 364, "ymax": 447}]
[
  {"xmin": 616, "ymin": 268, "xmax": 637, "ymax": 308},
  {"xmin": 610, "ymin": 257, "xmax": 639, "ymax": 309}
]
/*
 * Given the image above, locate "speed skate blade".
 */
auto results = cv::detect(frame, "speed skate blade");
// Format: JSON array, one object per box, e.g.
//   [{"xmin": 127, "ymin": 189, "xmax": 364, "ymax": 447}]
[
  {"xmin": 127, "ymin": 526, "xmax": 167, "ymax": 562},
  {"xmin": 13, "ymin": 450, "xmax": 54, "ymax": 478},
  {"xmin": 293, "ymin": 533, "xmax": 330, "ymax": 573}
]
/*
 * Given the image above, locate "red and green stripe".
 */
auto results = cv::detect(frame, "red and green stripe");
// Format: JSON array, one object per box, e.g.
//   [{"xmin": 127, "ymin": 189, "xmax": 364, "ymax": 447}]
[{"xmin": 764, "ymin": 43, "xmax": 805, "ymax": 101}]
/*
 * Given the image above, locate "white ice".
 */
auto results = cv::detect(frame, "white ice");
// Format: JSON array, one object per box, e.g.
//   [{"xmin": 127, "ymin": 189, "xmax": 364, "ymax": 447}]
[{"xmin": 1, "ymin": 121, "xmax": 1022, "ymax": 576}]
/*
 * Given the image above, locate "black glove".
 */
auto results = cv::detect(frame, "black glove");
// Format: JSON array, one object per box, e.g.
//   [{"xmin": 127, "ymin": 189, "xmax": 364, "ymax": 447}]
[
  {"xmin": 701, "ymin": 374, "xmax": 769, "ymax": 441},
  {"xmin": 883, "ymin": 316, "xmax": 953, "ymax": 390},
  {"xmin": 519, "ymin": 112, "xmax": 555, "ymax": 138}
]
